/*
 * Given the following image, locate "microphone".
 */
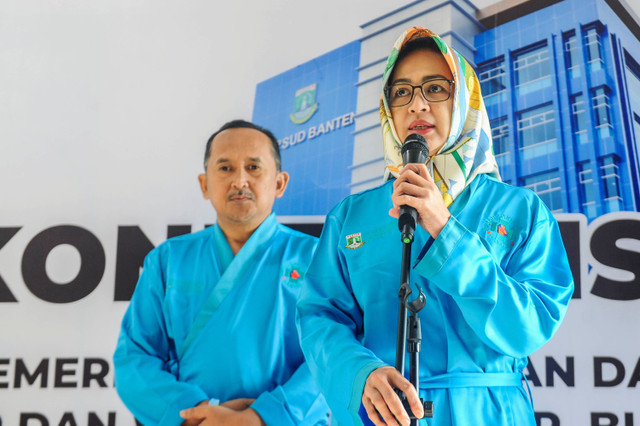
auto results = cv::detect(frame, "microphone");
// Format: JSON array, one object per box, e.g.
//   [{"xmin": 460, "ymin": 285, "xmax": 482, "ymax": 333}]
[{"xmin": 398, "ymin": 134, "xmax": 429, "ymax": 244}]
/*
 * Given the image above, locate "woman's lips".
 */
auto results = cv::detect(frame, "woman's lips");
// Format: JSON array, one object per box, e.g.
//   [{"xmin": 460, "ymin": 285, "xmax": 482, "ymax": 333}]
[{"xmin": 409, "ymin": 120, "xmax": 434, "ymax": 135}]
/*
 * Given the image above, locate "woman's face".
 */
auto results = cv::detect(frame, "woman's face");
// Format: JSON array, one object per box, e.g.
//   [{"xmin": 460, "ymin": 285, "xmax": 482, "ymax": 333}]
[{"xmin": 389, "ymin": 48, "xmax": 454, "ymax": 155}]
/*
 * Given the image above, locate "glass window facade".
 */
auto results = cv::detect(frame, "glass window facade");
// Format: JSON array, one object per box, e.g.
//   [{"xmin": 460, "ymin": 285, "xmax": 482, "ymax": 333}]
[
  {"xmin": 491, "ymin": 116, "xmax": 510, "ymax": 168},
  {"xmin": 592, "ymin": 87, "xmax": 611, "ymax": 126},
  {"xmin": 491, "ymin": 116, "xmax": 509, "ymax": 155},
  {"xmin": 578, "ymin": 161, "xmax": 597, "ymax": 218},
  {"xmin": 584, "ymin": 26, "xmax": 604, "ymax": 71},
  {"xmin": 522, "ymin": 170, "xmax": 563, "ymax": 212},
  {"xmin": 473, "ymin": 13, "xmax": 638, "ymax": 216},
  {"xmin": 564, "ymin": 32, "xmax": 581, "ymax": 79},
  {"xmin": 514, "ymin": 44, "xmax": 551, "ymax": 96},
  {"xmin": 592, "ymin": 86, "xmax": 612, "ymax": 139},
  {"xmin": 517, "ymin": 104, "xmax": 557, "ymax": 159},
  {"xmin": 571, "ymin": 94, "xmax": 588, "ymax": 145},
  {"xmin": 479, "ymin": 59, "xmax": 507, "ymax": 108},
  {"xmin": 600, "ymin": 155, "xmax": 622, "ymax": 211}
]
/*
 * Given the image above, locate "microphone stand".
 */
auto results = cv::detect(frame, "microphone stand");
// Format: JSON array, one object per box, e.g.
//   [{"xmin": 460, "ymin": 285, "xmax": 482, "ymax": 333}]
[{"xmin": 395, "ymin": 231, "xmax": 434, "ymax": 424}]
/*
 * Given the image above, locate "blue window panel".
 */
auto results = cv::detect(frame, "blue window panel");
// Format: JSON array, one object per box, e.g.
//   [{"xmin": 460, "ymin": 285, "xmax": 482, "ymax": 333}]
[
  {"xmin": 600, "ymin": 155, "xmax": 622, "ymax": 212},
  {"xmin": 514, "ymin": 45, "xmax": 552, "ymax": 97},
  {"xmin": 491, "ymin": 116, "xmax": 511, "ymax": 168},
  {"xmin": 517, "ymin": 104, "xmax": 558, "ymax": 160},
  {"xmin": 591, "ymin": 86, "xmax": 614, "ymax": 141},
  {"xmin": 571, "ymin": 94, "xmax": 589, "ymax": 145},
  {"xmin": 564, "ymin": 32, "xmax": 582, "ymax": 80},
  {"xmin": 479, "ymin": 59, "xmax": 507, "ymax": 108},
  {"xmin": 578, "ymin": 162, "xmax": 597, "ymax": 219},
  {"xmin": 584, "ymin": 26, "xmax": 604, "ymax": 72},
  {"xmin": 522, "ymin": 170, "xmax": 563, "ymax": 212}
]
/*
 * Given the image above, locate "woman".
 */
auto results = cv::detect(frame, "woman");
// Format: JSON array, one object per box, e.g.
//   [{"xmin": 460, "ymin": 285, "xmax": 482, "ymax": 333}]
[{"xmin": 296, "ymin": 27, "xmax": 574, "ymax": 426}]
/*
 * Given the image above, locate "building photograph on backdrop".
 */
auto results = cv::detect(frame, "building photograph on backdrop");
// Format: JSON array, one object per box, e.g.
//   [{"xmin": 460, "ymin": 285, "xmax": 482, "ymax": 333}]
[
  {"xmin": 253, "ymin": 0, "xmax": 640, "ymax": 424},
  {"xmin": 2, "ymin": 0, "xmax": 639, "ymax": 424}
]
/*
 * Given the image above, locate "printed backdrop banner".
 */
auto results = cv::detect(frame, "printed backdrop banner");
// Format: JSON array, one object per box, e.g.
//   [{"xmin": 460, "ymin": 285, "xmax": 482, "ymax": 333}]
[
  {"xmin": 2, "ymin": 213, "xmax": 639, "ymax": 425},
  {"xmin": 2, "ymin": 1, "xmax": 640, "ymax": 426},
  {"xmin": 528, "ymin": 212, "xmax": 640, "ymax": 425}
]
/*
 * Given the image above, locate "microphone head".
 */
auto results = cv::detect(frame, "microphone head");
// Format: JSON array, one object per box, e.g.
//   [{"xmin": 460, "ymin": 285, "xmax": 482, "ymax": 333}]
[{"xmin": 401, "ymin": 133, "xmax": 429, "ymax": 165}]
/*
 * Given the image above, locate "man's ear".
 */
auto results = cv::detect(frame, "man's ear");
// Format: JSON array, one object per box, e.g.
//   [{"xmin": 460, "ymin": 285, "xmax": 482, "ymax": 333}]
[
  {"xmin": 198, "ymin": 173, "xmax": 209, "ymax": 199},
  {"xmin": 274, "ymin": 171, "xmax": 290, "ymax": 199}
]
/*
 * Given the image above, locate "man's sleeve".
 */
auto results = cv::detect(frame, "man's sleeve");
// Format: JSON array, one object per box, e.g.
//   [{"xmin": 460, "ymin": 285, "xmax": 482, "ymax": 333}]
[
  {"xmin": 250, "ymin": 362, "xmax": 330, "ymax": 426},
  {"xmin": 113, "ymin": 250, "xmax": 209, "ymax": 426},
  {"xmin": 250, "ymin": 233, "xmax": 331, "ymax": 426}
]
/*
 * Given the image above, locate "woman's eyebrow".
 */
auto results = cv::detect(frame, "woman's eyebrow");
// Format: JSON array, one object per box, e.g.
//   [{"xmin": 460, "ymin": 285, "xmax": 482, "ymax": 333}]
[{"xmin": 390, "ymin": 74, "xmax": 449, "ymax": 85}]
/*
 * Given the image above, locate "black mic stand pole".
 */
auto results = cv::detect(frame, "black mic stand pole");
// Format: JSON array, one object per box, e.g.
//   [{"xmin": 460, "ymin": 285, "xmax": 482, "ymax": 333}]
[
  {"xmin": 395, "ymin": 238, "xmax": 412, "ymax": 376},
  {"xmin": 395, "ymin": 227, "xmax": 434, "ymax": 424}
]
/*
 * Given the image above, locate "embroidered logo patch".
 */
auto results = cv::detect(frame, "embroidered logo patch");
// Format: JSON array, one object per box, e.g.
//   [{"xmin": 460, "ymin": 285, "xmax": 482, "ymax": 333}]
[
  {"xmin": 345, "ymin": 233, "xmax": 364, "ymax": 249},
  {"xmin": 483, "ymin": 214, "xmax": 520, "ymax": 248},
  {"xmin": 281, "ymin": 264, "xmax": 305, "ymax": 287}
]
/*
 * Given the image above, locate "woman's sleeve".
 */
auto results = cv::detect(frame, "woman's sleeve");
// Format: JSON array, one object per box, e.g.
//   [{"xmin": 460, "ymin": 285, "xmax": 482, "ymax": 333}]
[
  {"xmin": 296, "ymin": 214, "xmax": 386, "ymax": 426},
  {"xmin": 414, "ymin": 205, "xmax": 574, "ymax": 358}
]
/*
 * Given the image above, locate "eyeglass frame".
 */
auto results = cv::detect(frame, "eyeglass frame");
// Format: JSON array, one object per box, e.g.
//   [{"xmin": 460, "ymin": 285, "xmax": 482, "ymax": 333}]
[{"xmin": 385, "ymin": 78, "xmax": 455, "ymax": 108}]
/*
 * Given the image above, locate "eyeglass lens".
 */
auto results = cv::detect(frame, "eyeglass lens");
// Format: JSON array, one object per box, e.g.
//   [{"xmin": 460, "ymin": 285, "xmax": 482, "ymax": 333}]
[{"xmin": 387, "ymin": 79, "xmax": 452, "ymax": 107}]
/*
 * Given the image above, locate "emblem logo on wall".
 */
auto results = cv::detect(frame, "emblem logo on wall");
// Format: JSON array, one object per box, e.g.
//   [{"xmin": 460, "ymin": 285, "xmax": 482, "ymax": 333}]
[{"xmin": 289, "ymin": 83, "xmax": 318, "ymax": 124}]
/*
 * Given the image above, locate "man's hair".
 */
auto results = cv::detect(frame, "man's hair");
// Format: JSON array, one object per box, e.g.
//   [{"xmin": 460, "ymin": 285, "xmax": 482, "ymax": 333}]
[{"xmin": 204, "ymin": 120, "xmax": 282, "ymax": 171}]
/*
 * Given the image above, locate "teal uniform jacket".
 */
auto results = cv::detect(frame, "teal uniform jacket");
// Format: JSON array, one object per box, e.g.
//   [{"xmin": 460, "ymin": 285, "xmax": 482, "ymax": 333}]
[
  {"xmin": 114, "ymin": 213, "xmax": 329, "ymax": 425},
  {"xmin": 296, "ymin": 175, "xmax": 574, "ymax": 425}
]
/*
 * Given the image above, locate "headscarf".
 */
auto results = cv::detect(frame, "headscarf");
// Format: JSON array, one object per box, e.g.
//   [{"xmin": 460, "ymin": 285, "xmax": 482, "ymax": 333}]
[{"xmin": 380, "ymin": 27, "xmax": 500, "ymax": 207}]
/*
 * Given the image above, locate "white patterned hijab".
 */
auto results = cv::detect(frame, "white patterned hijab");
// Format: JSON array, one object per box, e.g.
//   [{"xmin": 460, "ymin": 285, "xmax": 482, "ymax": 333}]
[{"xmin": 380, "ymin": 27, "xmax": 501, "ymax": 207}]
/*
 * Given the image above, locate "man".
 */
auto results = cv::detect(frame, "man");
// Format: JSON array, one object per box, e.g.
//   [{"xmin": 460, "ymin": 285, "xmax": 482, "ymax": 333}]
[{"xmin": 113, "ymin": 120, "xmax": 328, "ymax": 426}]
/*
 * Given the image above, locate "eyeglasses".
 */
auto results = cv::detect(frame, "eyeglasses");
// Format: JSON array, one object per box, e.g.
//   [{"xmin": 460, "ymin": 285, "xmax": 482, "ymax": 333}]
[{"xmin": 385, "ymin": 78, "xmax": 455, "ymax": 107}]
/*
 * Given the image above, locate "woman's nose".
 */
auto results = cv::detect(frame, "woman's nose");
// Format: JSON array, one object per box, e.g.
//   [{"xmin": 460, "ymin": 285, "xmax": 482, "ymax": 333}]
[{"xmin": 409, "ymin": 88, "xmax": 430, "ymax": 112}]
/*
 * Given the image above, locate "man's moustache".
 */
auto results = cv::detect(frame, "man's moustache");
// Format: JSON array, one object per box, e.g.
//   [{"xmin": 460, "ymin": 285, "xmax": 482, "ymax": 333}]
[{"xmin": 228, "ymin": 190, "xmax": 254, "ymax": 200}]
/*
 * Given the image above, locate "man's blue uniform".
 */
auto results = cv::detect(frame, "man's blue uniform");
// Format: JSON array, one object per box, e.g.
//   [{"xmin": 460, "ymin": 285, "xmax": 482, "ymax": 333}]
[
  {"xmin": 297, "ymin": 175, "xmax": 574, "ymax": 425},
  {"xmin": 114, "ymin": 213, "xmax": 328, "ymax": 425}
]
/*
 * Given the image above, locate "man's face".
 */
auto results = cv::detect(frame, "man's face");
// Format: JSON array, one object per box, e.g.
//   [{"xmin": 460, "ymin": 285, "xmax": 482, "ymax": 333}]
[{"xmin": 198, "ymin": 127, "xmax": 288, "ymax": 232}]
